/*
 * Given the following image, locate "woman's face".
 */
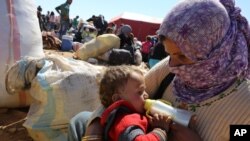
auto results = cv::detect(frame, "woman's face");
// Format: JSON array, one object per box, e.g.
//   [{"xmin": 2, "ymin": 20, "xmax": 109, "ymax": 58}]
[{"xmin": 162, "ymin": 37, "xmax": 194, "ymax": 67}]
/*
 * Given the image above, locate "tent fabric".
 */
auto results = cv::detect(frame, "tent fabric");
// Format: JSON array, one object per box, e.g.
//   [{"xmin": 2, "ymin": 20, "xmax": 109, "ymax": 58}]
[{"xmin": 109, "ymin": 12, "xmax": 163, "ymax": 41}]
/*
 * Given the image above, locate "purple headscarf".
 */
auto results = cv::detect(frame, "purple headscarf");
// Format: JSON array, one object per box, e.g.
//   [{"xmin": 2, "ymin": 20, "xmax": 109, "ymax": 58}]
[{"xmin": 159, "ymin": 0, "xmax": 250, "ymax": 103}]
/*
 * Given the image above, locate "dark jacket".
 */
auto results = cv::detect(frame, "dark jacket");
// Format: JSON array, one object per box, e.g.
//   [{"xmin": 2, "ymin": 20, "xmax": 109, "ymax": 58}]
[{"xmin": 150, "ymin": 42, "xmax": 168, "ymax": 60}]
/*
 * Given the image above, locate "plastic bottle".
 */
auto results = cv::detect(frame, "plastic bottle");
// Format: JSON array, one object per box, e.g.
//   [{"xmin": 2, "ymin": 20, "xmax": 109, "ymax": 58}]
[{"xmin": 144, "ymin": 99, "xmax": 193, "ymax": 127}]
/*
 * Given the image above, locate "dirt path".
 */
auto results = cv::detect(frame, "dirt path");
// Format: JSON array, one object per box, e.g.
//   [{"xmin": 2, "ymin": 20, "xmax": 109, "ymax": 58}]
[{"xmin": 0, "ymin": 108, "xmax": 33, "ymax": 141}]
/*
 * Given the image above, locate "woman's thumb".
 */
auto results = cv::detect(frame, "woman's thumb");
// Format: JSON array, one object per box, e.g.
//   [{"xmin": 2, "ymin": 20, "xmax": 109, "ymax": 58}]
[{"xmin": 170, "ymin": 115, "xmax": 197, "ymax": 130}]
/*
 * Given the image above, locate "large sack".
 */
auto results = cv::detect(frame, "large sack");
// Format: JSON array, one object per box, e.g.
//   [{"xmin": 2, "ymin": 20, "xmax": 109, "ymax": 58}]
[
  {"xmin": 75, "ymin": 34, "xmax": 120, "ymax": 60},
  {"xmin": 5, "ymin": 55, "xmax": 104, "ymax": 141},
  {"xmin": 0, "ymin": 0, "xmax": 44, "ymax": 108}
]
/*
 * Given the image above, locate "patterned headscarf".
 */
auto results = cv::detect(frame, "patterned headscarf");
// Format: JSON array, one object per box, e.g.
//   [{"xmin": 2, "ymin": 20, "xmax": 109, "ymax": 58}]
[{"xmin": 159, "ymin": 0, "xmax": 250, "ymax": 103}]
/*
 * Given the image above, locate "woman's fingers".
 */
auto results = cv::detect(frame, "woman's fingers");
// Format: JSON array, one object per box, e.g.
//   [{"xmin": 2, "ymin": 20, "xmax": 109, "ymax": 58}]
[
  {"xmin": 189, "ymin": 115, "xmax": 197, "ymax": 130},
  {"xmin": 170, "ymin": 115, "xmax": 197, "ymax": 131}
]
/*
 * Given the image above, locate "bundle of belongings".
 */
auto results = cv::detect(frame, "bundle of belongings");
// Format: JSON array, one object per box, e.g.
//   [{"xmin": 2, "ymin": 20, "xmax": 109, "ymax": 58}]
[
  {"xmin": 42, "ymin": 31, "xmax": 61, "ymax": 50},
  {"xmin": 73, "ymin": 22, "xmax": 98, "ymax": 43},
  {"xmin": 74, "ymin": 34, "xmax": 143, "ymax": 66},
  {"xmin": 74, "ymin": 34, "xmax": 120, "ymax": 61},
  {"xmin": 5, "ymin": 55, "xmax": 104, "ymax": 141}
]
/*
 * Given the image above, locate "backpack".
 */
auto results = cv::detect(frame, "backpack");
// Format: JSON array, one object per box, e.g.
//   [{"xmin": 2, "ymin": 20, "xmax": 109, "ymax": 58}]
[{"xmin": 108, "ymin": 49, "xmax": 133, "ymax": 65}]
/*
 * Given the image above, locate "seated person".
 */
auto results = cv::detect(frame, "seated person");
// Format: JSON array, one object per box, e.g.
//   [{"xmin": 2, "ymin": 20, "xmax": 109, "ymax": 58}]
[{"xmin": 81, "ymin": 24, "xmax": 97, "ymax": 43}]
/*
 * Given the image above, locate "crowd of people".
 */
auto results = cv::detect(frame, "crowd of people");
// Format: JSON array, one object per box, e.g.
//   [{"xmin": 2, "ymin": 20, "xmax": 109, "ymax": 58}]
[
  {"xmin": 37, "ymin": 0, "xmax": 167, "ymax": 67},
  {"xmin": 37, "ymin": 6, "xmax": 61, "ymax": 32}
]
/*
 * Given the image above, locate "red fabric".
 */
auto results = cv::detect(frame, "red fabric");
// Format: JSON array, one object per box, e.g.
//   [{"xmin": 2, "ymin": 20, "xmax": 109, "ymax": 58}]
[
  {"xmin": 141, "ymin": 41, "xmax": 152, "ymax": 54},
  {"xmin": 101, "ymin": 100, "xmax": 161, "ymax": 141}
]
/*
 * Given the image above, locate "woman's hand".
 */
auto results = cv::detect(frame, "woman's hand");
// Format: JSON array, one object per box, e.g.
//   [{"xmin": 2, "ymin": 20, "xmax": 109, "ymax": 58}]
[{"xmin": 168, "ymin": 116, "xmax": 202, "ymax": 141}]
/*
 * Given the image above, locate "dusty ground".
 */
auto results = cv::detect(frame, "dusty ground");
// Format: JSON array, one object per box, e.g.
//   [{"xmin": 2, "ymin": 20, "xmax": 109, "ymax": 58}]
[
  {"xmin": 0, "ymin": 108, "xmax": 32, "ymax": 141},
  {"xmin": 44, "ymin": 49, "xmax": 75, "ymax": 58}
]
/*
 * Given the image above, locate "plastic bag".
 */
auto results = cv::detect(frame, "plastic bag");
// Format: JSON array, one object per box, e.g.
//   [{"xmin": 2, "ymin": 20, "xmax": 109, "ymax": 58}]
[{"xmin": 6, "ymin": 55, "xmax": 104, "ymax": 141}]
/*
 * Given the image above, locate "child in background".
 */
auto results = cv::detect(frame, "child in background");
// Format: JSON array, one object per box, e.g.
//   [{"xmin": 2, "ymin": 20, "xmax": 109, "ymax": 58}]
[
  {"xmin": 141, "ymin": 35, "xmax": 153, "ymax": 63},
  {"xmin": 98, "ymin": 65, "xmax": 172, "ymax": 141}
]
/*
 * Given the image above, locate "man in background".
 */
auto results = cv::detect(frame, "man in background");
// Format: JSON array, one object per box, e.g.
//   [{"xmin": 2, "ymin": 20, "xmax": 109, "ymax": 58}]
[{"xmin": 55, "ymin": 0, "xmax": 72, "ymax": 39}]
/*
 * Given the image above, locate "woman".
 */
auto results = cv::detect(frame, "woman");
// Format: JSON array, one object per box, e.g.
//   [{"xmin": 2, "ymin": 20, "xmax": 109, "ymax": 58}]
[
  {"xmin": 68, "ymin": 0, "xmax": 250, "ymax": 141},
  {"xmin": 146, "ymin": 0, "xmax": 250, "ymax": 140},
  {"xmin": 117, "ymin": 24, "xmax": 134, "ymax": 48}
]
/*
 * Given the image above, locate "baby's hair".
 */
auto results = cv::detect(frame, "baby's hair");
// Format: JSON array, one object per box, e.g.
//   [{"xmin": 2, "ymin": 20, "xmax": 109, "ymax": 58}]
[{"xmin": 99, "ymin": 65, "xmax": 143, "ymax": 107}]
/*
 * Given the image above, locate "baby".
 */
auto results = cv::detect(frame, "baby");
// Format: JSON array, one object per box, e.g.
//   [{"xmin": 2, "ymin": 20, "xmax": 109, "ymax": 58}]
[{"xmin": 99, "ymin": 65, "xmax": 172, "ymax": 141}]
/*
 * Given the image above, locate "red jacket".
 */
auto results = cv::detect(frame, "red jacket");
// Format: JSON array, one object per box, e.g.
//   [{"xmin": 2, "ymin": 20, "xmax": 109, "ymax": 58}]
[
  {"xmin": 141, "ymin": 41, "xmax": 152, "ymax": 54},
  {"xmin": 101, "ymin": 100, "xmax": 162, "ymax": 141}
]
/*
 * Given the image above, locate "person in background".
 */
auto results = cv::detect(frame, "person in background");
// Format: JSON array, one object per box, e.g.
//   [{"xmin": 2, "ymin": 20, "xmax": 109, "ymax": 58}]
[
  {"xmin": 104, "ymin": 22, "xmax": 116, "ymax": 34},
  {"xmin": 45, "ymin": 11, "xmax": 50, "ymax": 29},
  {"xmin": 37, "ymin": 5, "xmax": 43, "ymax": 31},
  {"xmin": 110, "ymin": 22, "xmax": 117, "ymax": 33},
  {"xmin": 117, "ymin": 24, "xmax": 133, "ymax": 48},
  {"xmin": 77, "ymin": 18, "xmax": 84, "ymax": 30},
  {"xmin": 133, "ymin": 37, "xmax": 142, "ymax": 49},
  {"xmin": 98, "ymin": 15, "xmax": 108, "ymax": 35},
  {"xmin": 55, "ymin": 0, "xmax": 72, "ymax": 39},
  {"xmin": 48, "ymin": 11, "xmax": 56, "ymax": 31},
  {"xmin": 87, "ymin": 15, "xmax": 108, "ymax": 36},
  {"xmin": 54, "ymin": 16, "xmax": 60, "ymax": 31},
  {"xmin": 72, "ymin": 15, "xmax": 79, "ymax": 30},
  {"xmin": 81, "ymin": 24, "xmax": 97, "ymax": 43},
  {"xmin": 141, "ymin": 35, "xmax": 153, "ymax": 63},
  {"xmin": 105, "ymin": 27, "xmax": 114, "ymax": 34},
  {"xmin": 83, "ymin": 65, "xmax": 172, "ymax": 141},
  {"xmin": 148, "ymin": 35, "xmax": 168, "ymax": 68}
]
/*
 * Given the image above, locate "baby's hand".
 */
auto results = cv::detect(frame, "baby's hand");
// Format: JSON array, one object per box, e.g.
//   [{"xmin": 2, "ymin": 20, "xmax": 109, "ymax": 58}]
[{"xmin": 149, "ymin": 113, "xmax": 172, "ymax": 132}]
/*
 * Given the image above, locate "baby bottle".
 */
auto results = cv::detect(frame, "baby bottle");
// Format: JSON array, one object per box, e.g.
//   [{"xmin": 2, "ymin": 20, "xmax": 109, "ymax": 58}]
[{"xmin": 144, "ymin": 99, "xmax": 193, "ymax": 127}]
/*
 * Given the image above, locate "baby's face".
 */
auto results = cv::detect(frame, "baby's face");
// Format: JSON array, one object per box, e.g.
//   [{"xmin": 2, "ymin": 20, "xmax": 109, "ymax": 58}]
[{"xmin": 118, "ymin": 72, "xmax": 148, "ymax": 114}]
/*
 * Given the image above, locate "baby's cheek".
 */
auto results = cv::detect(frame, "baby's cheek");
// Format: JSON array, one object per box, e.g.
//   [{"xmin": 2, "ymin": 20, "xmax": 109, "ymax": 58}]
[{"xmin": 139, "ymin": 99, "xmax": 145, "ymax": 110}]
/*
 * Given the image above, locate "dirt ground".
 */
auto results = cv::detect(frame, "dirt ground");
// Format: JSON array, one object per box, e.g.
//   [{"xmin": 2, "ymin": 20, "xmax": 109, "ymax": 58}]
[
  {"xmin": 44, "ymin": 49, "xmax": 75, "ymax": 58},
  {"xmin": 0, "ymin": 108, "xmax": 33, "ymax": 141}
]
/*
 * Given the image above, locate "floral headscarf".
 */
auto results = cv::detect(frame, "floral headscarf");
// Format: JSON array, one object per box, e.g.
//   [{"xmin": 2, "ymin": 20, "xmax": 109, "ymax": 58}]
[{"xmin": 159, "ymin": 0, "xmax": 250, "ymax": 103}]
